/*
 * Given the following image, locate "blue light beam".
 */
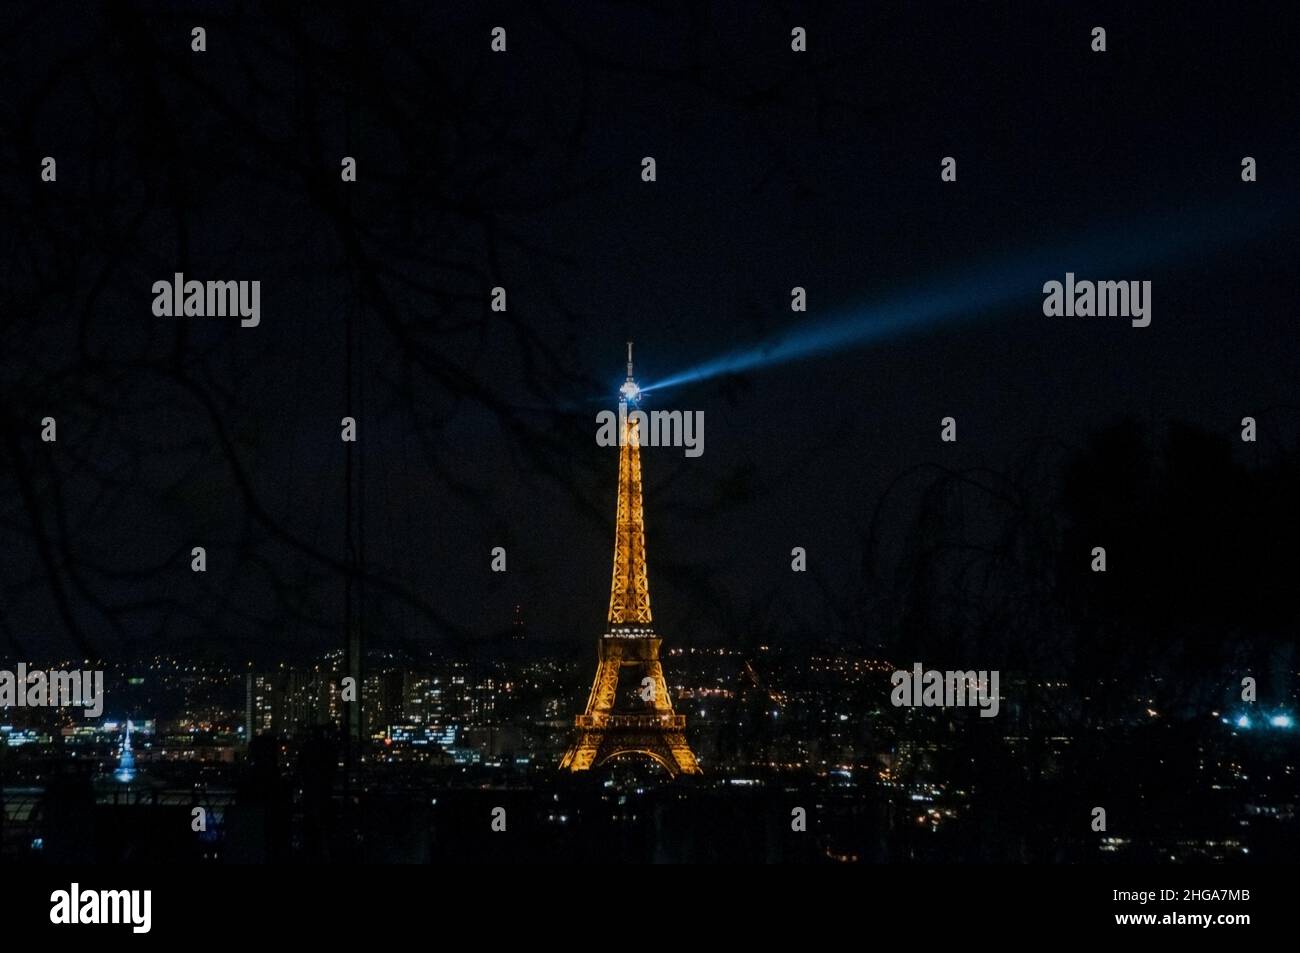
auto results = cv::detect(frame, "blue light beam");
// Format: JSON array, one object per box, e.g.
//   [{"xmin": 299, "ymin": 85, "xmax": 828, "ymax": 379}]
[{"xmin": 639, "ymin": 197, "xmax": 1291, "ymax": 396}]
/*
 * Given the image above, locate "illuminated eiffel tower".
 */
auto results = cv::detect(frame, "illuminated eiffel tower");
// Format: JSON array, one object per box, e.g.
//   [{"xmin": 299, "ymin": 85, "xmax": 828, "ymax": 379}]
[{"xmin": 559, "ymin": 344, "xmax": 701, "ymax": 776}]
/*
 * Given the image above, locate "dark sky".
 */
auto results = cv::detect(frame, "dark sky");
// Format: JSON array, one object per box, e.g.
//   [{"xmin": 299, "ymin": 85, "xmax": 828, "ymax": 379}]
[{"xmin": 2, "ymin": 2, "xmax": 1298, "ymax": 664}]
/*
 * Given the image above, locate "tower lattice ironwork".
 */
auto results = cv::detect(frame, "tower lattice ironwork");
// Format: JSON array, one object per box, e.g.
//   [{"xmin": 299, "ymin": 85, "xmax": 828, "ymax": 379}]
[{"xmin": 559, "ymin": 344, "xmax": 700, "ymax": 776}]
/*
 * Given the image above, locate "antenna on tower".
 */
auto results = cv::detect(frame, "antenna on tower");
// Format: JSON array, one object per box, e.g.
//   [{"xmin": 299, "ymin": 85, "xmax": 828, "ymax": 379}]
[{"xmin": 619, "ymin": 342, "xmax": 642, "ymax": 402}]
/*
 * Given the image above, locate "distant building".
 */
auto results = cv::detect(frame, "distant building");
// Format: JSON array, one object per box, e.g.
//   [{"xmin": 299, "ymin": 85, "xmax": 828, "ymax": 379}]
[{"xmin": 245, "ymin": 669, "xmax": 337, "ymax": 738}]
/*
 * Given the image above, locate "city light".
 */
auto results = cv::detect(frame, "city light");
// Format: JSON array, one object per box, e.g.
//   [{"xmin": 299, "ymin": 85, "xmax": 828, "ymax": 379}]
[{"xmin": 1227, "ymin": 712, "xmax": 1293, "ymax": 730}]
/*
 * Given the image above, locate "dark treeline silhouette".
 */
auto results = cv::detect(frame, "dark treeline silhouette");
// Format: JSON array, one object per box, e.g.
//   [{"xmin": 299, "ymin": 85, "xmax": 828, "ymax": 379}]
[{"xmin": 868, "ymin": 415, "xmax": 1298, "ymax": 708}]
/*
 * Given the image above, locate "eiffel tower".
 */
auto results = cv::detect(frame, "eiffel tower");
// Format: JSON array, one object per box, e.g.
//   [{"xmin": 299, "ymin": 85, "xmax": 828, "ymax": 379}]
[{"xmin": 559, "ymin": 344, "xmax": 701, "ymax": 776}]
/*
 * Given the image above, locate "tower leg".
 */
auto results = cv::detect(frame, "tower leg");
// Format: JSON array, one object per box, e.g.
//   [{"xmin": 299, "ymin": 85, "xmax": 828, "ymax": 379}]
[{"xmin": 561, "ymin": 635, "xmax": 700, "ymax": 776}]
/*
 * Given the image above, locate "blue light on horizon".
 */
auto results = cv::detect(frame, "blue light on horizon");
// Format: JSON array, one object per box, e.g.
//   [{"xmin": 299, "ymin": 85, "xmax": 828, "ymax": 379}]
[{"xmin": 1226, "ymin": 711, "xmax": 1292, "ymax": 731}]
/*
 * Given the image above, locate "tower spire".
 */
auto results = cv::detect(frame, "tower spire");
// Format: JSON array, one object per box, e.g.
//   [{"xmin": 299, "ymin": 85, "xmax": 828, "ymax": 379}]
[
  {"xmin": 608, "ymin": 350, "xmax": 651, "ymax": 625},
  {"xmin": 114, "ymin": 719, "xmax": 137, "ymax": 783}
]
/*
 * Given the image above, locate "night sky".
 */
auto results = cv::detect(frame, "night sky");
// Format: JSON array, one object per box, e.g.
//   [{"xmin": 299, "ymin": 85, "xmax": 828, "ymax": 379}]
[{"xmin": 3, "ymin": 2, "xmax": 1298, "ymax": 673}]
